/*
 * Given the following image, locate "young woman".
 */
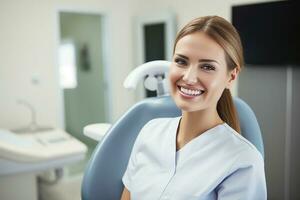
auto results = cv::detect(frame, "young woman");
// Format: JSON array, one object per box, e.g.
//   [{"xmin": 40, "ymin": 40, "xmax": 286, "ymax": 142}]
[{"xmin": 121, "ymin": 16, "xmax": 267, "ymax": 200}]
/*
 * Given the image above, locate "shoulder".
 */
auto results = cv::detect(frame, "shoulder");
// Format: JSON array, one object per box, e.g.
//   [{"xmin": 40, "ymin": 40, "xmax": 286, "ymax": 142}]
[
  {"xmin": 140, "ymin": 116, "xmax": 179, "ymax": 133},
  {"xmin": 144, "ymin": 117, "xmax": 177, "ymax": 126},
  {"xmin": 221, "ymin": 124, "xmax": 264, "ymax": 171},
  {"xmin": 136, "ymin": 116, "xmax": 179, "ymax": 141}
]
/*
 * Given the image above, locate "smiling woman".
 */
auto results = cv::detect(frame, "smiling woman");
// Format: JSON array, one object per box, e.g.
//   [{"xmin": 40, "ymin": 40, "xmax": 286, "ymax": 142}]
[
  {"xmin": 170, "ymin": 16, "xmax": 243, "ymax": 134},
  {"xmin": 170, "ymin": 32, "xmax": 234, "ymax": 115},
  {"xmin": 121, "ymin": 16, "xmax": 266, "ymax": 200}
]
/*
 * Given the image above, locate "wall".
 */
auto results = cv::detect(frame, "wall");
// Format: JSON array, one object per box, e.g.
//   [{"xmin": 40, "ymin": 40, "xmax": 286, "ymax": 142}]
[
  {"xmin": 239, "ymin": 66, "xmax": 288, "ymax": 199},
  {"xmin": 0, "ymin": 0, "xmax": 135, "ymax": 129},
  {"xmin": 239, "ymin": 64, "xmax": 300, "ymax": 200},
  {"xmin": 290, "ymin": 68, "xmax": 300, "ymax": 200}
]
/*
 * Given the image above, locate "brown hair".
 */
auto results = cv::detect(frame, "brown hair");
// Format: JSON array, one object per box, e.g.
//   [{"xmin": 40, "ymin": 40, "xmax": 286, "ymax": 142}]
[{"xmin": 173, "ymin": 16, "xmax": 244, "ymax": 133}]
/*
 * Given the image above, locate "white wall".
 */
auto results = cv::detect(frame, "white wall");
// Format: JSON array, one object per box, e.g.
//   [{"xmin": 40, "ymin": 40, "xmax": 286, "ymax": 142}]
[
  {"xmin": 0, "ymin": 0, "xmax": 136, "ymax": 128},
  {"xmin": 0, "ymin": 0, "xmax": 278, "ymax": 128}
]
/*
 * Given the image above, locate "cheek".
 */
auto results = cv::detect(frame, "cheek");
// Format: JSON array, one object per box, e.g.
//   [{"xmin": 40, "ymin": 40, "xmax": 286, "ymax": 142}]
[
  {"xmin": 169, "ymin": 66, "xmax": 182, "ymax": 84},
  {"xmin": 207, "ymin": 77, "xmax": 227, "ymax": 95},
  {"xmin": 168, "ymin": 67, "xmax": 183, "ymax": 96}
]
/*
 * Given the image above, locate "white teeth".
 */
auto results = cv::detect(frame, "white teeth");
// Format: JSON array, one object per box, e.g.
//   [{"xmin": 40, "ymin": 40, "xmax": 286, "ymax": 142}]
[{"xmin": 179, "ymin": 86, "xmax": 204, "ymax": 96}]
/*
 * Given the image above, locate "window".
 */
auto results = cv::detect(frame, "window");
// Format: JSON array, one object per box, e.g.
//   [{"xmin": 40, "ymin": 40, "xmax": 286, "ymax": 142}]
[{"xmin": 59, "ymin": 41, "xmax": 77, "ymax": 89}]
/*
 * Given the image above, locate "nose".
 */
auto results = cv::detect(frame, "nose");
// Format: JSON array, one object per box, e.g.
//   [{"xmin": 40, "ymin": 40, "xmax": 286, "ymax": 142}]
[{"xmin": 182, "ymin": 65, "xmax": 198, "ymax": 84}]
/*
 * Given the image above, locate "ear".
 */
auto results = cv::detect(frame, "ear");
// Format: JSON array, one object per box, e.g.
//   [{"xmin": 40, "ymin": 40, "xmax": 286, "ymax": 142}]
[{"xmin": 226, "ymin": 68, "xmax": 239, "ymax": 89}]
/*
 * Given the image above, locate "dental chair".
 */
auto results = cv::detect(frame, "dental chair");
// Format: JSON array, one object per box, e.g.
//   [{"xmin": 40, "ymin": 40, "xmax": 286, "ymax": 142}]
[{"xmin": 81, "ymin": 61, "xmax": 265, "ymax": 200}]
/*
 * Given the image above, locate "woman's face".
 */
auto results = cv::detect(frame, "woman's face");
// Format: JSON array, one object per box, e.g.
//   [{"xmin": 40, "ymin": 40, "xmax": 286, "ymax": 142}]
[{"xmin": 169, "ymin": 32, "xmax": 237, "ymax": 112}]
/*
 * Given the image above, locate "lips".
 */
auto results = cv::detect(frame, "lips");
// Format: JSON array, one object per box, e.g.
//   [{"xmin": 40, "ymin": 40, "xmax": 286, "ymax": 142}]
[{"xmin": 177, "ymin": 85, "xmax": 205, "ymax": 97}]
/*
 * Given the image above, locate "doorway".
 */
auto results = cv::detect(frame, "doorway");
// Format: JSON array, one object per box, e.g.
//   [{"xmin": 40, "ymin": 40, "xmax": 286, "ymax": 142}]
[{"xmin": 57, "ymin": 11, "xmax": 109, "ymax": 174}]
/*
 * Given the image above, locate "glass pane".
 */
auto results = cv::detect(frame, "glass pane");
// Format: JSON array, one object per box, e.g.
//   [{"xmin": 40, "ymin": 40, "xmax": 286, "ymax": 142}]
[{"xmin": 59, "ymin": 41, "xmax": 77, "ymax": 89}]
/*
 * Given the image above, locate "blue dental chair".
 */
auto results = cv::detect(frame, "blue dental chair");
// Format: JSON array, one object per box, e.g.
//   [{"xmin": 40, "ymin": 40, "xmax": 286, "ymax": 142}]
[{"xmin": 81, "ymin": 61, "xmax": 264, "ymax": 200}]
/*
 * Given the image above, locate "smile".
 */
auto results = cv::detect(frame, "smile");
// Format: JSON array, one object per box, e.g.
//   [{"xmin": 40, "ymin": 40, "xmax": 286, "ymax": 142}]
[{"xmin": 178, "ymin": 86, "xmax": 205, "ymax": 97}]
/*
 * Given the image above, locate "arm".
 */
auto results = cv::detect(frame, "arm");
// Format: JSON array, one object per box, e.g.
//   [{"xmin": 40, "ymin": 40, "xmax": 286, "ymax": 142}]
[
  {"xmin": 120, "ymin": 187, "xmax": 131, "ymax": 200},
  {"xmin": 216, "ymin": 150, "xmax": 267, "ymax": 200}
]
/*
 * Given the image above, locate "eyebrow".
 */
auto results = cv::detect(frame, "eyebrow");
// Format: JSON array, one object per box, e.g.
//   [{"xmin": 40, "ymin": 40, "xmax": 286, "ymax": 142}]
[{"xmin": 175, "ymin": 54, "xmax": 220, "ymax": 64}]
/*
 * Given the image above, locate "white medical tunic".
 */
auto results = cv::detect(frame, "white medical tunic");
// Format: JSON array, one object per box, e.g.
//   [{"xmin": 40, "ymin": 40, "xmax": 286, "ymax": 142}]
[{"xmin": 122, "ymin": 116, "xmax": 267, "ymax": 200}]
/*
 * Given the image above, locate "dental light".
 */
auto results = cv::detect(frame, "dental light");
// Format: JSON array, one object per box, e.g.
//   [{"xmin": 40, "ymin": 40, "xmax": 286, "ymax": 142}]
[{"xmin": 123, "ymin": 60, "xmax": 171, "ymax": 96}]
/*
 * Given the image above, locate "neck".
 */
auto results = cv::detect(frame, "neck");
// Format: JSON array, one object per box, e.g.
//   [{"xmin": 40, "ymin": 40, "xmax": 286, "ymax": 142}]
[{"xmin": 176, "ymin": 108, "xmax": 223, "ymax": 150}]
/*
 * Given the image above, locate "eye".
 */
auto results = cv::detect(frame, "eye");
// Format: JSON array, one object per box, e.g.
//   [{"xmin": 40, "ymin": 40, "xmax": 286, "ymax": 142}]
[
  {"xmin": 201, "ymin": 64, "xmax": 215, "ymax": 71},
  {"xmin": 174, "ymin": 58, "xmax": 187, "ymax": 66}
]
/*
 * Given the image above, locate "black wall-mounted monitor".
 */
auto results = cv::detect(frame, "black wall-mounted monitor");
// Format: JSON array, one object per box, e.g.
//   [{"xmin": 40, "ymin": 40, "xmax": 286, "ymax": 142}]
[{"xmin": 232, "ymin": 1, "xmax": 300, "ymax": 66}]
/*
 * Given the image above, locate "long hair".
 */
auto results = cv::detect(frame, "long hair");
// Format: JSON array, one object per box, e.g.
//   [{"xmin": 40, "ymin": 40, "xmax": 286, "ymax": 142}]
[{"xmin": 173, "ymin": 16, "xmax": 244, "ymax": 133}]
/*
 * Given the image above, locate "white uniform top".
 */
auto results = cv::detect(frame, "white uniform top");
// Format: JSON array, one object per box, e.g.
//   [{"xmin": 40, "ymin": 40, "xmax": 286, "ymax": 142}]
[{"xmin": 122, "ymin": 116, "xmax": 267, "ymax": 200}]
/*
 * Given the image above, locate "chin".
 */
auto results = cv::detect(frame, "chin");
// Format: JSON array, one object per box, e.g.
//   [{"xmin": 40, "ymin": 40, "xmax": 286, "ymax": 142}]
[{"xmin": 173, "ymin": 99, "xmax": 199, "ymax": 112}]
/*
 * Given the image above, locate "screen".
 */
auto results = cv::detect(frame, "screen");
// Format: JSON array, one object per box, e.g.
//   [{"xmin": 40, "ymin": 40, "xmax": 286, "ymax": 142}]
[{"xmin": 232, "ymin": 1, "xmax": 300, "ymax": 66}]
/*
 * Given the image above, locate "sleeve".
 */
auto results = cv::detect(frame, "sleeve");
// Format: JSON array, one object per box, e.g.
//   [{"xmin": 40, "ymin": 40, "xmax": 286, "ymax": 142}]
[
  {"xmin": 121, "ymin": 118, "xmax": 158, "ymax": 191},
  {"xmin": 216, "ymin": 149, "xmax": 267, "ymax": 200}
]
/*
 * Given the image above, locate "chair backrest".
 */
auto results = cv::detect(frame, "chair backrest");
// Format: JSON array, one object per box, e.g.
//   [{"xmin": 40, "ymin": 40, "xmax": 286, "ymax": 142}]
[{"xmin": 81, "ymin": 95, "xmax": 264, "ymax": 200}]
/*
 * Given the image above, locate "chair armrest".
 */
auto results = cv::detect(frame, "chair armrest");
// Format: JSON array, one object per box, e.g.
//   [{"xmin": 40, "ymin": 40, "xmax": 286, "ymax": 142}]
[{"xmin": 83, "ymin": 123, "xmax": 111, "ymax": 141}]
